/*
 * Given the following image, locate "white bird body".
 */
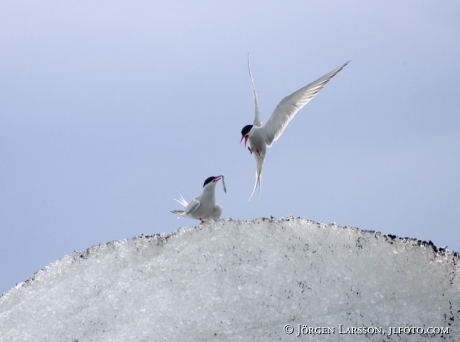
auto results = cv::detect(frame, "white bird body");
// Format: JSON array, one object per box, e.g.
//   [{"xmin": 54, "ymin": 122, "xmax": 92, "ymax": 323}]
[
  {"xmin": 241, "ymin": 58, "xmax": 350, "ymax": 199},
  {"xmin": 171, "ymin": 175, "xmax": 225, "ymax": 223}
]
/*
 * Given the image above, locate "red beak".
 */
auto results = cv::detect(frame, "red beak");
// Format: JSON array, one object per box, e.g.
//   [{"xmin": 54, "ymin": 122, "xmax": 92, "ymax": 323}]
[{"xmin": 240, "ymin": 135, "xmax": 249, "ymax": 147}]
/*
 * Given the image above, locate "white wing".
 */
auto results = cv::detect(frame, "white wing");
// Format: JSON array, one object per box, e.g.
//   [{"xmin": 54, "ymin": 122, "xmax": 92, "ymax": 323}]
[
  {"xmin": 172, "ymin": 193, "xmax": 199, "ymax": 217},
  {"xmin": 212, "ymin": 204, "xmax": 222, "ymax": 220},
  {"xmin": 248, "ymin": 54, "xmax": 262, "ymax": 127},
  {"xmin": 263, "ymin": 61, "xmax": 349, "ymax": 146},
  {"xmin": 184, "ymin": 199, "xmax": 200, "ymax": 215}
]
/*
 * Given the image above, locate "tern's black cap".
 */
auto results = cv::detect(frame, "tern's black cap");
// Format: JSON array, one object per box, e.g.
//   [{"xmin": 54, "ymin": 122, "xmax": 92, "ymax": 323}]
[
  {"xmin": 241, "ymin": 125, "xmax": 253, "ymax": 136},
  {"xmin": 203, "ymin": 176, "xmax": 216, "ymax": 187}
]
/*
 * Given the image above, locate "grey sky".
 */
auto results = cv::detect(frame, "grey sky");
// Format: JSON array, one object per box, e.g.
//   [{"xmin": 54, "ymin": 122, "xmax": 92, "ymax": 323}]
[{"xmin": 1, "ymin": 1, "xmax": 459, "ymax": 295}]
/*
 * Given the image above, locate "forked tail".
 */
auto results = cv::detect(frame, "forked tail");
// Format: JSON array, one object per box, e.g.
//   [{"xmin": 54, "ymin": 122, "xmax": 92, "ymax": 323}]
[
  {"xmin": 248, "ymin": 173, "xmax": 261, "ymax": 200},
  {"xmin": 248, "ymin": 154, "xmax": 264, "ymax": 200},
  {"xmin": 171, "ymin": 193, "xmax": 189, "ymax": 217},
  {"xmin": 173, "ymin": 193, "xmax": 188, "ymax": 208}
]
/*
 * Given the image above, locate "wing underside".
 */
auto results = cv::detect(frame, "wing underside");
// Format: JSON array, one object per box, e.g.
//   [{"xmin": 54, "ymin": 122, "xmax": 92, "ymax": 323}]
[
  {"xmin": 264, "ymin": 61, "xmax": 350, "ymax": 146},
  {"xmin": 248, "ymin": 54, "xmax": 262, "ymax": 127}
]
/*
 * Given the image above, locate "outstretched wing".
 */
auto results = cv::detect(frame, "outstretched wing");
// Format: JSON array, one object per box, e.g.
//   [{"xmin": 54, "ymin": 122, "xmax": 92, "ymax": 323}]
[
  {"xmin": 263, "ymin": 61, "xmax": 349, "ymax": 146},
  {"xmin": 248, "ymin": 53, "xmax": 262, "ymax": 127}
]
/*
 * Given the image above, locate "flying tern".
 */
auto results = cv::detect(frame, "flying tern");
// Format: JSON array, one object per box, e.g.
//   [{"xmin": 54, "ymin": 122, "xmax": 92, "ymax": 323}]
[
  {"xmin": 240, "ymin": 57, "xmax": 349, "ymax": 199},
  {"xmin": 171, "ymin": 175, "xmax": 226, "ymax": 223}
]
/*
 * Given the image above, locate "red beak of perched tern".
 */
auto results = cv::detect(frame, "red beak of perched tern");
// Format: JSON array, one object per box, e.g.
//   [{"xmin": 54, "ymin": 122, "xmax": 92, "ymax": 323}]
[{"xmin": 213, "ymin": 174, "xmax": 227, "ymax": 193}]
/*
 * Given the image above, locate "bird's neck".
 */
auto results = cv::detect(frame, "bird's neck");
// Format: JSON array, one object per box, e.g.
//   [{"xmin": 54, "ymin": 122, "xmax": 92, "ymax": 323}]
[{"xmin": 202, "ymin": 185, "xmax": 216, "ymax": 199}]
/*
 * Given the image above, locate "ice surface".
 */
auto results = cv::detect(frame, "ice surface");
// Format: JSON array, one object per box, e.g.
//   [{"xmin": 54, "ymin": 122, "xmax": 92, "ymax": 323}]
[{"xmin": 0, "ymin": 217, "xmax": 459, "ymax": 341}]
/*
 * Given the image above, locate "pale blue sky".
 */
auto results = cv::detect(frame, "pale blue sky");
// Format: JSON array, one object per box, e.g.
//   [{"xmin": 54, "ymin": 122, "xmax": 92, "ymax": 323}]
[{"xmin": 1, "ymin": 1, "xmax": 459, "ymax": 295}]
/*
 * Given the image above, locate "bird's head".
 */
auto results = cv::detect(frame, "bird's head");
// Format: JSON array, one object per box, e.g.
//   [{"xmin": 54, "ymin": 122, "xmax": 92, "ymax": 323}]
[
  {"xmin": 203, "ymin": 175, "xmax": 227, "ymax": 194},
  {"xmin": 240, "ymin": 125, "xmax": 253, "ymax": 147},
  {"xmin": 203, "ymin": 175, "xmax": 223, "ymax": 188}
]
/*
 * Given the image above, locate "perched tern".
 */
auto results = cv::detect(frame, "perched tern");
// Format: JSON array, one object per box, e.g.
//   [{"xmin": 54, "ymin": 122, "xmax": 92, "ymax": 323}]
[
  {"xmin": 171, "ymin": 175, "xmax": 226, "ymax": 223},
  {"xmin": 241, "ymin": 57, "xmax": 350, "ymax": 199}
]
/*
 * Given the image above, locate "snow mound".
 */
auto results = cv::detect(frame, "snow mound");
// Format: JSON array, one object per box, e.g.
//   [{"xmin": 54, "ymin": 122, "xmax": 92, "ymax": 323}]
[{"xmin": 1, "ymin": 217, "xmax": 459, "ymax": 341}]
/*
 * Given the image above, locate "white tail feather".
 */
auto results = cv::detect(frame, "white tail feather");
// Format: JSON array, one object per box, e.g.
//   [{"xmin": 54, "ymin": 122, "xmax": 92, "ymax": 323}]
[
  {"xmin": 249, "ymin": 153, "xmax": 264, "ymax": 200},
  {"xmin": 248, "ymin": 173, "xmax": 261, "ymax": 201},
  {"xmin": 173, "ymin": 193, "xmax": 188, "ymax": 208}
]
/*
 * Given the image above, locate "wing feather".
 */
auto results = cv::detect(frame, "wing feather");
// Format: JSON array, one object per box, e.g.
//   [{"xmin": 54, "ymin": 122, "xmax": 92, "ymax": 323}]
[
  {"xmin": 184, "ymin": 199, "xmax": 200, "ymax": 216},
  {"xmin": 263, "ymin": 61, "xmax": 349, "ymax": 146},
  {"xmin": 248, "ymin": 53, "xmax": 262, "ymax": 127}
]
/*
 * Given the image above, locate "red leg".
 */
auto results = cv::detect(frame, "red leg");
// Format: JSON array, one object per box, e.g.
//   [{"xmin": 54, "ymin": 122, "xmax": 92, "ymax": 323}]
[{"xmin": 248, "ymin": 147, "xmax": 253, "ymax": 154}]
